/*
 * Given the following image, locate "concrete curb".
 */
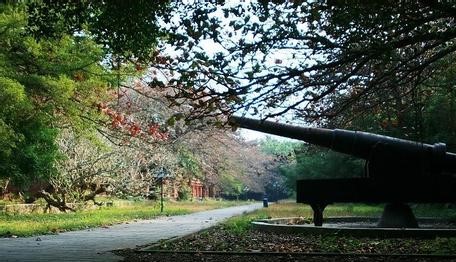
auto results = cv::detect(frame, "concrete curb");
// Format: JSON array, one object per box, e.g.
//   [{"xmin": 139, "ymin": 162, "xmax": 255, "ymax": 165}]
[{"xmin": 252, "ymin": 216, "xmax": 456, "ymax": 238}]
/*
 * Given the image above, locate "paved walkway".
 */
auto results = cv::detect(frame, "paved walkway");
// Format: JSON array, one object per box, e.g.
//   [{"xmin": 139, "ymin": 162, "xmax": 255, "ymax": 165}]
[{"xmin": 0, "ymin": 203, "xmax": 262, "ymax": 262}]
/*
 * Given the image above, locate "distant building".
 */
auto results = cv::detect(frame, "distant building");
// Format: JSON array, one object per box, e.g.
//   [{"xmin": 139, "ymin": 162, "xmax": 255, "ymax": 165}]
[{"xmin": 189, "ymin": 178, "xmax": 218, "ymax": 198}]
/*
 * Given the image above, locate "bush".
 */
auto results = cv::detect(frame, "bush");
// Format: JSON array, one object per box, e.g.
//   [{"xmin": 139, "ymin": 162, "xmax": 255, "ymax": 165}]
[{"xmin": 177, "ymin": 184, "xmax": 191, "ymax": 201}]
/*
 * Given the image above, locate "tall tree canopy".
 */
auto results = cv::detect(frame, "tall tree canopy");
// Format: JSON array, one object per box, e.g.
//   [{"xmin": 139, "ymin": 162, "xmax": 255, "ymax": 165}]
[
  {"xmin": 26, "ymin": 0, "xmax": 168, "ymax": 63},
  {"xmin": 23, "ymin": 1, "xmax": 456, "ymax": 127},
  {"xmin": 2, "ymin": 2, "xmax": 288, "ymax": 203},
  {"xmin": 0, "ymin": 4, "xmax": 114, "ymax": 188},
  {"xmin": 158, "ymin": 1, "xmax": 456, "ymax": 125}
]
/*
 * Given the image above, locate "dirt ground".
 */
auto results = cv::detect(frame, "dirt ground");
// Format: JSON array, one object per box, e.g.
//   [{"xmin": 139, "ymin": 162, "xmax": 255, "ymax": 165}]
[
  {"xmin": 115, "ymin": 227, "xmax": 456, "ymax": 262},
  {"xmin": 117, "ymin": 250, "xmax": 456, "ymax": 262}
]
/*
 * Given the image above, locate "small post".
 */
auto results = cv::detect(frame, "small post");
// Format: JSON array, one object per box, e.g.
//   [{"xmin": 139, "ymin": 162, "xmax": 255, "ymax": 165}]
[
  {"xmin": 263, "ymin": 195, "xmax": 268, "ymax": 208},
  {"xmin": 154, "ymin": 166, "xmax": 171, "ymax": 213},
  {"xmin": 160, "ymin": 178, "xmax": 164, "ymax": 213}
]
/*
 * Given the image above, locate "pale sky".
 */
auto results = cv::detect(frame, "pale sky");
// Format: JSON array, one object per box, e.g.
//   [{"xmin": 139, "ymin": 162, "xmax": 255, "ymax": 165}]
[{"xmin": 239, "ymin": 128, "xmax": 299, "ymax": 142}]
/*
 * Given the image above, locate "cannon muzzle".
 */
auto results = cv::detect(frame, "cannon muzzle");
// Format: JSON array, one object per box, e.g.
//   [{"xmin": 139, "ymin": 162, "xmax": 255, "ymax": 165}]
[{"xmin": 230, "ymin": 116, "xmax": 456, "ymax": 177}]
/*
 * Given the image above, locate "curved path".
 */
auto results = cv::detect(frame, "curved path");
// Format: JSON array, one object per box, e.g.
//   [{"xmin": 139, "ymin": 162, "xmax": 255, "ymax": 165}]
[{"xmin": 0, "ymin": 203, "xmax": 262, "ymax": 262}]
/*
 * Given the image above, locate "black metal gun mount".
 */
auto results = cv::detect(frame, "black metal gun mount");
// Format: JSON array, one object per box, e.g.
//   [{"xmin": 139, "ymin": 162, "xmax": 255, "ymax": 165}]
[{"xmin": 230, "ymin": 116, "xmax": 456, "ymax": 227}]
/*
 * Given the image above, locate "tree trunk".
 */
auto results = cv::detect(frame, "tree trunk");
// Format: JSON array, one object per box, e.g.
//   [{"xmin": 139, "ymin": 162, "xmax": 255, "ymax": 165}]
[{"xmin": 36, "ymin": 190, "xmax": 75, "ymax": 212}]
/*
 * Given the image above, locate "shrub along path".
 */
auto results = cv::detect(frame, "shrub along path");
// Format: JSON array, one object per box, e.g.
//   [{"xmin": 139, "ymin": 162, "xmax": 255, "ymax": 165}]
[{"xmin": 0, "ymin": 203, "xmax": 262, "ymax": 262}]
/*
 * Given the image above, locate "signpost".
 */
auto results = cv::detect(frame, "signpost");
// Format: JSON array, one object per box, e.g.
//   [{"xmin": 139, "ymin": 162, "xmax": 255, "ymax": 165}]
[{"xmin": 155, "ymin": 167, "xmax": 170, "ymax": 213}]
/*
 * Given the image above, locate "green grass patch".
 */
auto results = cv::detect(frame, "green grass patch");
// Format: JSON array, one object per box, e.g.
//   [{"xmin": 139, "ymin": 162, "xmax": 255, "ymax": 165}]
[
  {"xmin": 221, "ymin": 212, "xmax": 267, "ymax": 235},
  {"xmin": 220, "ymin": 202, "xmax": 455, "ymax": 235},
  {"xmin": 0, "ymin": 199, "xmax": 252, "ymax": 237}
]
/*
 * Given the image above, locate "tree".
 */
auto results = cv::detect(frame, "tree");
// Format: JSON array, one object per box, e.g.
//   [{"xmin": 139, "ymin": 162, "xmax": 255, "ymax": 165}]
[
  {"xmin": 423, "ymin": 89, "xmax": 456, "ymax": 150},
  {"xmin": 171, "ymin": 126, "xmax": 288, "ymax": 200},
  {"xmin": 1, "ymin": 3, "xmax": 199, "ymax": 205},
  {"xmin": 259, "ymin": 137, "xmax": 301, "ymax": 158},
  {"xmin": 0, "ymin": 76, "xmax": 57, "ymax": 188},
  {"xmin": 26, "ymin": 1, "xmax": 168, "ymax": 63},
  {"xmin": 279, "ymin": 146, "xmax": 364, "ymax": 194},
  {"xmin": 39, "ymin": 129, "xmax": 121, "ymax": 211},
  {"xmin": 22, "ymin": 1, "xmax": 456, "ymax": 127},
  {"xmin": 155, "ymin": 1, "xmax": 456, "ymax": 125},
  {"xmin": 17, "ymin": 1, "xmax": 456, "ymax": 205},
  {"xmin": 0, "ymin": 5, "xmax": 116, "ymax": 192}
]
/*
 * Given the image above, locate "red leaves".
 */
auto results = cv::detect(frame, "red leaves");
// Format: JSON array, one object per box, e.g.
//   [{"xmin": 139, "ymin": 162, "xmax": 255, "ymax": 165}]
[
  {"xmin": 96, "ymin": 102, "xmax": 169, "ymax": 141},
  {"xmin": 128, "ymin": 122, "xmax": 141, "ymax": 137},
  {"xmin": 148, "ymin": 123, "xmax": 159, "ymax": 136},
  {"xmin": 111, "ymin": 119, "xmax": 122, "ymax": 129},
  {"xmin": 115, "ymin": 114, "xmax": 125, "ymax": 124},
  {"xmin": 147, "ymin": 123, "xmax": 170, "ymax": 140}
]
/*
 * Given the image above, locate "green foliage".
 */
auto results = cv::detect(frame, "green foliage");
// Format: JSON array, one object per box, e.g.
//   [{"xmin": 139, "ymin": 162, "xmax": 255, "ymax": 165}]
[
  {"xmin": 0, "ymin": 78, "xmax": 28, "ymax": 164},
  {"xmin": 177, "ymin": 184, "xmax": 191, "ymax": 201},
  {"xmin": 26, "ymin": 1, "xmax": 168, "ymax": 62},
  {"xmin": 13, "ymin": 121, "xmax": 59, "ymax": 186},
  {"xmin": 0, "ymin": 75, "xmax": 59, "ymax": 186},
  {"xmin": 0, "ymin": 5, "xmax": 114, "ymax": 188},
  {"xmin": 258, "ymin": 136, "xmax": 301, "ymax": 157},
  {"xmin": 422, "ymin": 89, "xmax": 456, "ymax": 151},
  {"xmin": 280, "ymin": 146, "xmax": 363, "ymax": 192},
  {"xmin": 178, "ymin": 148, "xmax": 202, "ymax": 178},
  {"xmin": 338, "ymin": 70, "xmax": 456, "ymax": 150},
  {"xmin": 219, "ymin": 173, "xmax": 244, "ymax": 197}
]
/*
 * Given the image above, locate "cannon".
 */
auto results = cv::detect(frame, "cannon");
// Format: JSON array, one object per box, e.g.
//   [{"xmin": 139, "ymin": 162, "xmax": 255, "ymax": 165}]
[{"xmin": 230, "ymin": 116, "xmax": 456, "ymax": 227}]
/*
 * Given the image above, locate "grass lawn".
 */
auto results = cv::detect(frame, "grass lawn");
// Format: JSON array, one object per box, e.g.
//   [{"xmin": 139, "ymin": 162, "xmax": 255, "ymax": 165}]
[
  {"xmin": 0, "ymin": 199, "xmax": 253, "ymax": 237},
  {"xmin": 219, "ymin": 202, "xmax": 385, "ymax": 235},
  {"xmin": 247, "ymin": 202, "xmax": 386, "ymax": 219}
]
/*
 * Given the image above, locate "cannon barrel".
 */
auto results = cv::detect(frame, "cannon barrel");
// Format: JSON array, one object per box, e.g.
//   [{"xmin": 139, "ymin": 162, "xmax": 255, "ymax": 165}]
[{"xmin": 230, "ymin": 116, "xmax": 456, "ymax": 176}]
